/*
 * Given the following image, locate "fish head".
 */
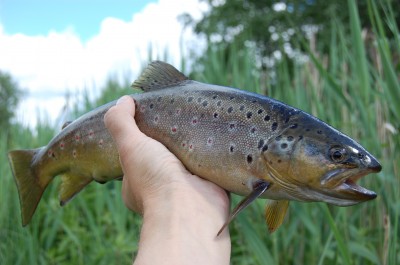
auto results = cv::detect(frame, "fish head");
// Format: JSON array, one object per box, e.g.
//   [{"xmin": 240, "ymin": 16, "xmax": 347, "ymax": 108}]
[{"xmin": 263, "ymin": 117, "xmax": 381, "ymax": 206}]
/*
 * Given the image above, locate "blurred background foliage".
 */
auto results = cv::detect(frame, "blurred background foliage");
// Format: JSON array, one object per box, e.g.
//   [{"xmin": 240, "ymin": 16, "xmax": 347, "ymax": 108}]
[{"xmin": 1, "ymin": 0, "xmax": 399, "ymax": 264}]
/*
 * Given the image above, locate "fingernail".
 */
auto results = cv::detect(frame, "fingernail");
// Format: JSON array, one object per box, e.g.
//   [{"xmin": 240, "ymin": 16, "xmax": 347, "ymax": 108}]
[{"xmin": 117, "ymin": 96, "xmax": 130, "ymax": 105}]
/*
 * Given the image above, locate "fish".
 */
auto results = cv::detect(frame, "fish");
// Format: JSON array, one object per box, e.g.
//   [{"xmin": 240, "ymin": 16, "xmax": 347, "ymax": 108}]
[{"xmin": 8, "ymin": 61, "xmax": 382, "ymax": 233}]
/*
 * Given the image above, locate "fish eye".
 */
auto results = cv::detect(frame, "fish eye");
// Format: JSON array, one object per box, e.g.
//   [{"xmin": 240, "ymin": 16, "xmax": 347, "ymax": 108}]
[{"xmin": 329, "ymin": 146, "xmax": 347, "ymax": 163}]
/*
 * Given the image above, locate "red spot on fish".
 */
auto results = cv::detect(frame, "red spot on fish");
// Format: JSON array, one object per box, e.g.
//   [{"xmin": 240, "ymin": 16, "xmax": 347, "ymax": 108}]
[
  {"xmin": 98, "ymin": 139, "xmax": 104, "ymax": 147},
  {"xmin": 140, "ymin": 105, "xmax": 146, "ymax": 112},
  {"xmin": 171, "ymin": 126, "xmax": 177, "ymax": 133},
  {"xmin": 189, "ymin": 144, "xmax": 193, "ymax": 150},
  {"xmin": 192, "ymin": 118, "xmax": 198, "ymax": 125},
  {"xmin": 47, "ymin": 150, "xmax": 53, "ymax": 157},
  {"xmin": 175, "ymin": 108, "xmax": 181, "ymax": 115},
  {"xmin": 59, "ymin": 142, "xmax": 65, "ymax": 150},
  {"xmin": 75, "ymin": 134, "xmax": 81, "ymax": 141},
  {"xmin": 182, "ymin": 142, "xmax": 186, "ymax": 147},
  {"xmin": 207, "ymin": 137, "xmax": 214, "ymax": 146}
]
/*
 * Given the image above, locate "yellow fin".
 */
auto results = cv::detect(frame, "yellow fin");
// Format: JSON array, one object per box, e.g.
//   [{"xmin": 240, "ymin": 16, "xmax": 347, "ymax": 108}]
[
  {"xmin": 8, "ymin": 148, "xmax": 50, "ymax": 226},
  {"xmin": 59, "ymin": 173, "xmax": 92, "ymax": 206},
  {"xmin": 265, "ymin": 200, "xmax": 289, "ymax": 233},
  {"xmin": 131, "ymin": 61, "xmax": 189, "ymax": 91}
]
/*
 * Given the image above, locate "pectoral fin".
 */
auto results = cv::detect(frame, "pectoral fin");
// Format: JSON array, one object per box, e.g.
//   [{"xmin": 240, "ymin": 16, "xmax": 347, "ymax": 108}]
[
  {"xmin": 217, "ymin": 180, "xmax": 270, "ymax": 236},
  {"xmin": 265, "ymin": 200, "xmax": 289, "ymax": 233},
  {"xmin": 59, "ymin": 173, "xmax": 93, "ymax": 206}
]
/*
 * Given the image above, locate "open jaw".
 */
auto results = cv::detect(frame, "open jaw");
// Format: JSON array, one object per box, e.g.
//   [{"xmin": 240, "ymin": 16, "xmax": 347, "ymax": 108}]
[{"xmin": 320, "ymin": 168, "xmax": 377, "ymax": 206}]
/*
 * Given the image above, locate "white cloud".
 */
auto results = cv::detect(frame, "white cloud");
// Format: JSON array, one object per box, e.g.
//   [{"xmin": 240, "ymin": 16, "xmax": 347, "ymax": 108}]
[{"xmin": 0, "ymin": 0, "xmax": 207, "ymax": 127}]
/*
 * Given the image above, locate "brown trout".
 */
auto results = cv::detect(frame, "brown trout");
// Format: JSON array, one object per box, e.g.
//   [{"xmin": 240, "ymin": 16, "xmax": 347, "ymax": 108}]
[{"xmin": 8, "ymin": 61, "xmax": 381, "ymax": 233}]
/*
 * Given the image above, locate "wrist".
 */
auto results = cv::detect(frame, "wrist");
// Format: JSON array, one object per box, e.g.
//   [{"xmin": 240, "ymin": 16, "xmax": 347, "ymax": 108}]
[{"xmin": 134, "ymin": 175, "xmax": 231, "ymax": 265}]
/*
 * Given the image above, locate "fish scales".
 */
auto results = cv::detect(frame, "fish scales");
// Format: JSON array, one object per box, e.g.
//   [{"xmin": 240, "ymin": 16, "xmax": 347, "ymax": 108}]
[
  {"xmin": 134, "ymin": 83, "xmax": 299, "ymax": 197},
  {"xmin": 8, "ymin": 61, "xmax": 381, "ymax": 232}
]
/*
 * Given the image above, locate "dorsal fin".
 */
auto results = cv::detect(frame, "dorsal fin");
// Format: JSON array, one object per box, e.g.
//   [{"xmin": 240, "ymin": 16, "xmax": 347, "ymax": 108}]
[
  {"xmin": 131, "ymin": 61, "xmax": 189, "ymax": 91},
  {"xmin": 61, "ymin": 121, "xmax": 72, "ymax": 130}
]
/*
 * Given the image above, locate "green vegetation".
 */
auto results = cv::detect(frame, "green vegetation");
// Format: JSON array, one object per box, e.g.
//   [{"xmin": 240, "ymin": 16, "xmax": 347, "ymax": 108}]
[{"xmin": 1, "ymin": 0, "xmax": 398, "ymax": 264}]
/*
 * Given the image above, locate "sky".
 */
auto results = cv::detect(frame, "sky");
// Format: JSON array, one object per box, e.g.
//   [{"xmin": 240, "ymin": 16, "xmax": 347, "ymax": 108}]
[{"xmin": 0, "ymin": 0, "xmax": 206, "ymax": 127}]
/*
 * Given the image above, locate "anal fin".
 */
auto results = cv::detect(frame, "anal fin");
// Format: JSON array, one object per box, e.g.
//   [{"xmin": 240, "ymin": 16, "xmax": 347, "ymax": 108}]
[
  {"xmin": 265, "ymin": 200, "xmax": 289, "ymax": 233},
  {"xmin": 59, "ymin": 173, "xmax": 93, "ymax": 206},
  {"xmin": 217, "ymin": 180, "xmax": 270, "ymax": 236}
]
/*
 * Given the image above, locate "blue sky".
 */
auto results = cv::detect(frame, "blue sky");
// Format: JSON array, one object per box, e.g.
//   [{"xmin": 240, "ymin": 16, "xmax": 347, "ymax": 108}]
[
  {"xmin": 0, "ymin": 0, "xmax": 204, "ymax": 127},
  {"xmin": 0, "ymin": 0, "xmax": 151, "ymax": 40}
]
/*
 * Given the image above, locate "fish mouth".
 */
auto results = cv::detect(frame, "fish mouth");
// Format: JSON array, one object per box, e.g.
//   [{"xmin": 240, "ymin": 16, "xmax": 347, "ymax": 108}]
[{"xmin": 320, "ymin": 164, "xmax": 380, "ymax": 206}]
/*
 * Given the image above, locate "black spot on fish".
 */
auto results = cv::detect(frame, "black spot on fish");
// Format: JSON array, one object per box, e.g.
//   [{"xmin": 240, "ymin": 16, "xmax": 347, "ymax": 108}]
[
  {"xmin": 157, "ymin": 97, "xmax": 162, "ymax": 102},
  {"xmin": 250, "ymin": 127, "xmax": 257, "ymax": 134},
  {"xmin": 230, "ymin": 96, "xmax": 235, "ymax": 100},
  {"xmin": 290, "ymin": 123, "xmax": 298, "ymax": 129},
  {"xmin": 229, "ymin": 123, "xmax": 236, "ymax": 129},
  {"xmin": 306, "ymin": 128, "xmax": 310, "ymax": 132},
  {"xmin": 170, "ymin": 99, "xmax": 175, "ymax": 104},
  {"xmin": 258, "ymin": 139, "xmax": 264, "ymax": 149},
  {"xmin": 264, "ymin": 115, "xmax": 270, "ymax": 121},
  {"xmin": 287, "ymin": 136, "xmax": 294, "ymax": 141},
  {"xmin": 217, "ymin": 101, "xmax": 222, "ymax": 106},
  {"xmin": 272, "ymin": 122, "xmax": 278, "ymax": 131},
  {"xmin": 262, "ymin": 145, "xmax": 269, "ymax": 152},
  {"xmin": 212, "ymin": 95, "xmax": 218, "ymax": 99},
  {"xmin": 149, "ymin": 103, "xmax": 154, "ymax": 109},
  {"xmin": 281, "ymin": 143, "xmax": 288, "ymax": 149},
  {"xmin": 247, "ymin": 112, "xmax": 253, "ymax": 119},
  {"xmin": 213, "ymin": 113, "xmax": 219, "ymax": 118},
  {"xmin": 317, "ymin": 130, "xmax": 323, "ymax": 134},
  {"xmin": 197, "ymin": 98, "xmax": 202, "ymax": 103},
  {"xmin": 240, "ymin": 105, "xmax": 245, "ymax": 111},
  {"xmin": 229, "ymin": 145, "xmax": 235, "ymax": 153},
  {"xmin": 277, "ymin": 159, "xmax": 282, "ymax": 163},
  {"xmin": 299, "ymin": 135, "xmax": 303, "ymax": 140},
  {"xmin": 202, "ymin": 101, "xmax": 208, "ymax": 107},
  {"xmin": 252, "ymin": 100, "xmax": 257, "ymax": 103},
  {"xmin": 247, "ymin": 155, "xmax": 253, "ymax": 164},
  {"xmin": 227, "ymin": 107, "xmax": 233, "ymax": 113},
  {"xmin": 257, "ymin": 109, "xmax": 263, "ymax": 114},
  {"xmin": 200, "ymin": 113, "xmax": 205, "ymax": 118},
  {"xmin": 275, "ymin": 135, "xmax": 282, "ymax": 141},
  {"xmin": 188, "ymin": 97, "xmax": 193, "ymax": 102}
]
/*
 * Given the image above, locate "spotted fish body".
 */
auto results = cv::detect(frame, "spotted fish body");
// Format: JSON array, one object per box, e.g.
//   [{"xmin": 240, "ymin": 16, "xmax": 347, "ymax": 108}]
[
  {"xmin": 136, "ymin": 82, "xmax": 302, "ymax": 198},
  {"xmin": 8, "ymin": 61, "xmax": 381, "ymax": 232}
]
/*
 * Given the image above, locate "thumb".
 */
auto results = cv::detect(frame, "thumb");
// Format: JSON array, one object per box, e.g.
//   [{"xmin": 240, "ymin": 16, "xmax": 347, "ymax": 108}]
[{"xmin": 104, "ymin": 96, "xmax": 148, "ymax": 154}]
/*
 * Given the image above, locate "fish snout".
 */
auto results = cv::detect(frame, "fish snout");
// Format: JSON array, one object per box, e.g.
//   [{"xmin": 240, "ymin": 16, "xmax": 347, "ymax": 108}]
[{"xmin": 360, "ymin": 152, "xmax": 382, "ymax": 173}]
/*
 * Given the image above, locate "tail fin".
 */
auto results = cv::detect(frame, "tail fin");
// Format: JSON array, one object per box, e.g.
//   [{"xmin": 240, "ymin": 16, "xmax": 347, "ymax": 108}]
[{"xmin": 8, "ymin": 149, "xmax": 48, "ymax": 226}]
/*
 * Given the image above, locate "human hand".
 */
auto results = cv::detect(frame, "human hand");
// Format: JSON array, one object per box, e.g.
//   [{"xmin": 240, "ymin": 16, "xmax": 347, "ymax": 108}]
[{"xmin": 104, "ymin": 95, "xmax": 231, "ymax": 265}]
